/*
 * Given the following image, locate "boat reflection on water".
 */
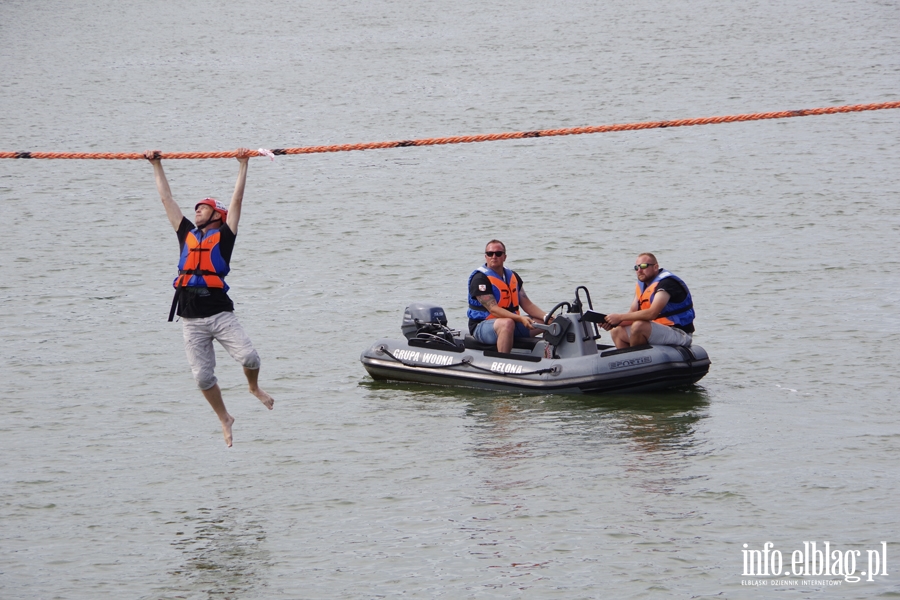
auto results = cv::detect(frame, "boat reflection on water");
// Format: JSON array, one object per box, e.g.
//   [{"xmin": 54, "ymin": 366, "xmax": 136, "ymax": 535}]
[
  {"xmin": 361, "ymin": 381, "xmax": 710, "ymax": 493},
  {"xmin": 579, "ymin": 389, "xmax": 712, "ymax": 495},
  {"xmin": 358, "ymin": 383, "xmax": 710, "ymax": 584}
]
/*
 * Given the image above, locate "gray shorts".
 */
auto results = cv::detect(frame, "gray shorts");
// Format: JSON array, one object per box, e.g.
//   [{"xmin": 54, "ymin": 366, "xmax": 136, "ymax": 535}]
[
  {"xmin": 623, "ymin": 322, "xmax": 693, "ymax": 347},
  {"xmin": 182, "ymin": 311, "xmax": 261, "ymax": 390}
]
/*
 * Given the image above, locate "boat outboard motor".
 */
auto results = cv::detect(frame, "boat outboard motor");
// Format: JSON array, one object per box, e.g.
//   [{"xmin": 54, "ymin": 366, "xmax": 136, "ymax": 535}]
[{"xmin": 401, "ymin": 303, "xmax": 448, "ymax": 340}]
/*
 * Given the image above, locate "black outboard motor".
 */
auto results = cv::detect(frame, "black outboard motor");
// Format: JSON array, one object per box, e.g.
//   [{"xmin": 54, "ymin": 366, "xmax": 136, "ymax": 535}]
[{"xmin": 401, "ymin": 303, "xmax": 448, "ymax": 340}]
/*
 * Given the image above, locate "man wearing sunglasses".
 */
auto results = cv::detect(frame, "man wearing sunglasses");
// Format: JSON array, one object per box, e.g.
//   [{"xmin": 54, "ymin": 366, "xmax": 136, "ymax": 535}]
[
  {"xmin": 145, "ymin": 148, "xmax": 274, "ymax": 448},
  {"xmin": 467, "ymin": 240, "xmax": 549, "ymax": 353},
  {"xmin": 601, "ymin": 253, "xmax": 695, "ymax": 349}
]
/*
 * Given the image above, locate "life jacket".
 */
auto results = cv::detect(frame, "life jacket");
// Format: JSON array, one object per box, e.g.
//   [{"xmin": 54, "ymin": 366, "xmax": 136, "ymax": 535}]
[
  {"xmin": 635, "ymin": 269, "xmax": 694, "ymax": 329},
  {"xmin": 174, "ymin": 228, "xmax": 230, "ymax": 290},
  {"xmin": 168, "ymin": 228, "xmax": 230, "ymax": 321},
  {"xmin": 467, "ymin": 266, "xmax": 519, "ymax": 321}
]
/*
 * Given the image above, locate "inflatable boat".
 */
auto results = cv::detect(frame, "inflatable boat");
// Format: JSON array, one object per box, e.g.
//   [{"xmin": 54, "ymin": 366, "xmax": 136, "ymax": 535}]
[{"xmin": 360, "ymin": 286, "xmax": 710, "ymax": 394}]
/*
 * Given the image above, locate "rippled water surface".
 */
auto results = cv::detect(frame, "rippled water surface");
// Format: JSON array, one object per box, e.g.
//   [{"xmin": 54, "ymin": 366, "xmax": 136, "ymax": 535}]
[{"xmin": 2, "ymin": 1, "xmax": 899, "ymax": 598}]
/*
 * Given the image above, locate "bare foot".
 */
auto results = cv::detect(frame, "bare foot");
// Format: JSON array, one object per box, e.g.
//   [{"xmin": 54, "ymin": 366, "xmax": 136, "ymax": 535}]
[
  {"xmin": 221, "ymin": 414, "xmax": 235, "ymax": 447},
  {"xmin": 250, "ymin": 386, "xmax": 274, "ymax": 410}
]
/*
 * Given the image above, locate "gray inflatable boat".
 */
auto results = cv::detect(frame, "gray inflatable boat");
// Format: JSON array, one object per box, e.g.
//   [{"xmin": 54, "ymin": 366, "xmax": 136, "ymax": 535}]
[{"xmin": 360, "ymin": 286, "xmax": 710, "ymax": 394}]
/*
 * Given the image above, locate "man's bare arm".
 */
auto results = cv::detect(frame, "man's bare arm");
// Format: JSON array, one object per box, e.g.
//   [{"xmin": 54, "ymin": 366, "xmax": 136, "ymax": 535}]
[
  {"xmin": 605, "ymin": 292, "xmax": 669, "ymax": 328},
  {"xmin": 518, "ymin": 289, "xmax": 546, "ymax": 321},
  {"xmin": 476, "ymin": 294, "xmax": 499, "ymax": 311},
  {"xmin": 225, "ymin": 149, "xmax": 252, "ymax": 234},
  {"xmin": 476, "ymin": 293, "xmax": 534, "ymax": 327},
  {"xmin": 144, "ymin": 151, "xmax": 185, "ymax": 231}
]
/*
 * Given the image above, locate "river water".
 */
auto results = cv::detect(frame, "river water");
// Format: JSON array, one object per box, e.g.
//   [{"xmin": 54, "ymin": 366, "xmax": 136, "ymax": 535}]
[{"xmin": 1, "ymin": 1, "xmax": 898, "ymax": 598}]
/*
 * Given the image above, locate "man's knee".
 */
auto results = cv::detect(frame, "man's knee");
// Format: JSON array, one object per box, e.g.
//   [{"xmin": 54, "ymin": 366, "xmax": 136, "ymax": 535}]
[
  {"xmin": 610, "ymin": 326, "xmax": 628, "ymax": 348},
  {"xmin": 631, "ymin": 321, "xmax": 651, "ymax": 337},
  {"xmin": 241, "ymin": 349, "xmax": 261, "ymax": 370},
  {"xmin": 195, "ymin": 370, "xmax": 218, "ymax": 390},
  {"xmin": 494, "ymin": 318, "xmax": 515, "ymax": 335}
]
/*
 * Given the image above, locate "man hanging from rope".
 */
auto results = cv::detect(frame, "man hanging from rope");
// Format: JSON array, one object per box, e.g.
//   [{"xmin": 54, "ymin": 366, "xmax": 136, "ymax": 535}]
[{"xmin": 145, "ymin": 148, "xmax": 274, "ymax": 447}]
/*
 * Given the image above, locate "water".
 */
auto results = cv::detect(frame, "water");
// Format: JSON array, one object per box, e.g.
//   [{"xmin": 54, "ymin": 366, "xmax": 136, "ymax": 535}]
[{"xmin": 1, "ymin": 0, "xmax": 899, "ymax": 598}]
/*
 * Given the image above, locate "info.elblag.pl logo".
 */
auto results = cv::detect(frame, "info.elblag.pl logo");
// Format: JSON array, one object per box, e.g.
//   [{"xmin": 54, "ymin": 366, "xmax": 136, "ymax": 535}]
[{"xmin": 742, "ymin": 542, "xmax": 889, "ymax": 584}]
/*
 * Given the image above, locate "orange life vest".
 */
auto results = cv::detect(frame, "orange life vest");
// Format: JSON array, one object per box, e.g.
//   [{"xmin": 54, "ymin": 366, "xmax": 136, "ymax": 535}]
[
  {"xmin": 484, "ymin": 272, "xmax": 519, "ymax": 319},
  {"xmin": 174, "ymin": 229, "xmax": 230, "ymax": 290},
  {"xmin": 467, "ymin": 266, "xmax": 520, "ymax": 321}
]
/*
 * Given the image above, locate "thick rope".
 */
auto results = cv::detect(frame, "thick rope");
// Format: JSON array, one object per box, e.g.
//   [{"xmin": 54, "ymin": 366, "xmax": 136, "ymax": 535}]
[{"xmin": 2, "ymin": 101, "xmax": 898, "ymax": 160}]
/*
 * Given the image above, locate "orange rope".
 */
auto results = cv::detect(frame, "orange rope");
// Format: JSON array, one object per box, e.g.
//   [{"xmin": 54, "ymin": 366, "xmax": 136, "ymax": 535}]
[{"xmin": 2, "ymin": 101, "xmax": 898, "ymax": 160}]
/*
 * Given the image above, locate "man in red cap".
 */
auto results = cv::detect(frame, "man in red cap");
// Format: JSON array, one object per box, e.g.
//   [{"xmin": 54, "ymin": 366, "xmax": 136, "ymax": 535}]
[{"xmin": 145, "ymin": 148, "xmax": 273, "ymax": 447}]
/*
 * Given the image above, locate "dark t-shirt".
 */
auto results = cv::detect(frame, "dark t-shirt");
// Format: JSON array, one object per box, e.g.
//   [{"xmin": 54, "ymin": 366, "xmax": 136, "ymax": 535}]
[
  {"xmin": 654, "ymin": 276, "xmax": 694, "ymax": 333},
  {"xmin": 656, "ymin": 276, "xmax": 687, "ymax": 303},
  {"xmin": 174, "ymin": 217, "xmax": 235, "ymax": 318},
  {"xmin": 467, "ymin": 269, "xmax": 524, "ymax": 334}
]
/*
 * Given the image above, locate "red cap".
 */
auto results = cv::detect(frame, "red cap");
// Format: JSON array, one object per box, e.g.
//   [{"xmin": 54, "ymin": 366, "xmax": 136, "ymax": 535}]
[{"xmin": 195, "ymin": 197, "xmax": 228, "ymax": 220}]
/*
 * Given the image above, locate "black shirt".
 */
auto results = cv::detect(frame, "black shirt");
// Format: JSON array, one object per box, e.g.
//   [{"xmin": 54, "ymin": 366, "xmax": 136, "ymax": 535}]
[
  {"xmin": 174, "ymin": 217, "xmax": 235, "ymax": 319},
  {"xmin": 655, "ymin": 276, "xmax": 687, "ymax": 304}
]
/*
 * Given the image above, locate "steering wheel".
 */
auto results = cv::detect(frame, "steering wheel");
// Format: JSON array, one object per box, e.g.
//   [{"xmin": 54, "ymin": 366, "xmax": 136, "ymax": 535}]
[{"xmin": 545, "ymin": 301, "xmax": 571, "ymax": 322}]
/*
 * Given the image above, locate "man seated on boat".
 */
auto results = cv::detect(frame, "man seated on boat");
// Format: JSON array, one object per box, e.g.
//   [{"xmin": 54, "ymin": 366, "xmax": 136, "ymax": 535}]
[
  {"xmin": 467, "ymin": 240, "xmax": 549, "ymax": 353},
  {"xmin": 601, "ymin": 252, "xmax": 695, "ymax": 349}
]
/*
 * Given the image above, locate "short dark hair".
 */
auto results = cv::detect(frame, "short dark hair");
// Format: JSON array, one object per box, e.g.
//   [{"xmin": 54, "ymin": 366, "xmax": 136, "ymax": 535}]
[{"xmin": 485, "ymin": 239, "xmax": 506, "ymax": 253}]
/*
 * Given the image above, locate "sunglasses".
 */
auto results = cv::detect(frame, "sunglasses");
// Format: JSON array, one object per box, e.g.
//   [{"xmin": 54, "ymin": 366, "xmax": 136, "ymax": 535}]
[
  {"xmin": 634, "ymin": 263, "xmax": 657, "ymax": 271},
  {"xmin": 485, "ymin": 251, "xmax": 505, "ymax": 257}
]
